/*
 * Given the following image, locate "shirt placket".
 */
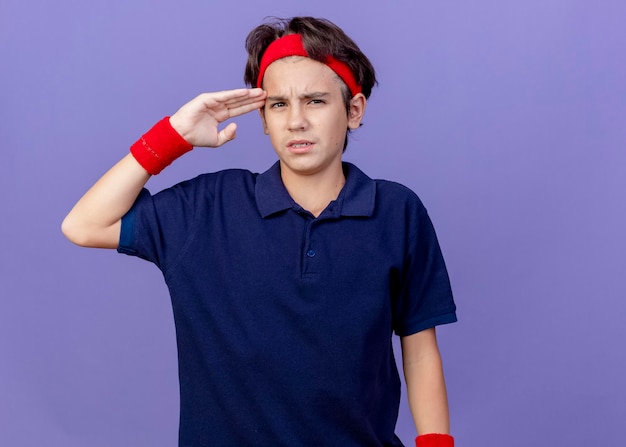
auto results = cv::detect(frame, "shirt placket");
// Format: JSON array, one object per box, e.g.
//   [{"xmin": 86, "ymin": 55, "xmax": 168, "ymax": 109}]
[{"xmin": 302, "ymin": 218, "xmax": 319, "ymax": 277}]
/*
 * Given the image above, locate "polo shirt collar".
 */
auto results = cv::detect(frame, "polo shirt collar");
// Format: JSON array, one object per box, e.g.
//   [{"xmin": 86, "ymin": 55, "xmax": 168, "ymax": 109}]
[
  {"xmin": 255, "ymin": 162, "xmax": 293, "ymax": 217},
  {"xmin": 255, "ymin": 161, "xmax": 376, "ymax": 218}
]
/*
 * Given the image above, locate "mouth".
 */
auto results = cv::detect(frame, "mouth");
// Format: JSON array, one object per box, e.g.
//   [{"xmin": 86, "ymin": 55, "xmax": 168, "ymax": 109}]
[{"xmin": 287, "ymin": 140, "xmax": 314, "ymax": 153}]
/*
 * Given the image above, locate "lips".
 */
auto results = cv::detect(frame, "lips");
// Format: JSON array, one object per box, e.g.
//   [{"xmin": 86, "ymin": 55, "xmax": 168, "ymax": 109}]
[{"xmin": 287, "ymin": 140, "xmax": 314, "ymax": 153}]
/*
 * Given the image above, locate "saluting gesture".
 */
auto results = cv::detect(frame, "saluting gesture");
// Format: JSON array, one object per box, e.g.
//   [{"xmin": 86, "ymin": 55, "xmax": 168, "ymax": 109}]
[{"xmin": 170, "ymin": 88, "xmax": 267, "ymax": 147}]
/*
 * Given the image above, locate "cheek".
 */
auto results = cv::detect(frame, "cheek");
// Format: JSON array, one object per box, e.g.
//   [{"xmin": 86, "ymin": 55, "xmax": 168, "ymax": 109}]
[
  {"xmin": 327, "ymin": 116, "xmax": 349, "ymax": 147},
  {"xmin": 264, "ymin": 121, "xmax": 283, "ymax": 149},
  {"xmin": 263, "ymin": 116, "xmax": 278, "ymax": 136}
]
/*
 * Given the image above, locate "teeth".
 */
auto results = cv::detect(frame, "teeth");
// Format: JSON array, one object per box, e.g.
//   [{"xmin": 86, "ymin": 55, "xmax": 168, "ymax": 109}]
[{"xmin": 292, "ymin": 143, "xmax": 311, "ymax": 148}]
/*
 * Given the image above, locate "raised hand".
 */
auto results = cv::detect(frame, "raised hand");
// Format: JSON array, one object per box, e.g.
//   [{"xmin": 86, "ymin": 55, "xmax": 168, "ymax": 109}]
[{"xmin": 169, "ymin": 88, "xmax": 267, "ymax": 148}]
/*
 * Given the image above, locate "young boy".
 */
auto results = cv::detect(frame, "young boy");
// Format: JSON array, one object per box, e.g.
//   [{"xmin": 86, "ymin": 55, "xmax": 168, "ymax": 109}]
[{"xmin": 62, "ymin": 16, "xmax": 457, "ymax": 447}]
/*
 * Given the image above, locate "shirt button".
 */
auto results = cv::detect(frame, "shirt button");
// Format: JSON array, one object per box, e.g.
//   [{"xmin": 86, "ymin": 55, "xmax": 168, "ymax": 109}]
[{"xmin": 306, "ymin": 249, "xmax": 316, "ymax": 257}]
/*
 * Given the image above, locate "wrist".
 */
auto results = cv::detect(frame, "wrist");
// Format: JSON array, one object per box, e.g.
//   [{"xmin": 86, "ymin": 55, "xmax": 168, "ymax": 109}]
[
  {"xmin": 130, "ymin": 117, "xmax": 193, "ymax": 175},
  {"xmin": 415, "ymin": 433, "xmax": 454, "ymax": 447},
  {"xmin": 168, "ymin": 114, "xmax": 192, "ymax": 142}
]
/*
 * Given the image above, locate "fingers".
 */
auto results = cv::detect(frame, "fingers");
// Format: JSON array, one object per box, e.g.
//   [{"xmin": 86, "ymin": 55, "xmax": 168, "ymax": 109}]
[
  {"xmin": 215, "ymin": 122, "xmax": 238, "ymax": 147},
  {"xmin": 226, "ymin": 97, "xmax": 267, "ymax": 118},
  {"xmin": 171, "ymin": 88, "xmax": 266, "ymax": 147},
  {"xmin": 198, "ymin": 88, "xmax": 267, "ymax": 119},
  {"xmin": 198, "ymin": 88, "xmax": 266, "ymax": 108},
  {"xmin": 202, "ymin": 88, "xmax": 265, "ymax": 103}
]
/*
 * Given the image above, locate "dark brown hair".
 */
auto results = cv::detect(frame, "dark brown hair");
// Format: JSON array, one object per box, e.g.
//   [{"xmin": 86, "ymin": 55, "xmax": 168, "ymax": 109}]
[
  {"xmin": 244, "ymin": 17, "xmax": 377, "ymax": 99},
  {"xmin": 244, "ymin": 17, "xmax": 377, "ymax": 151}
]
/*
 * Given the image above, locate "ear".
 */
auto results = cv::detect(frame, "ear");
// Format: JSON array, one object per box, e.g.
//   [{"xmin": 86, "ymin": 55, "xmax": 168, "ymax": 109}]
[
  {"xmin": 258, "ymin": 108, "xmax": 269, "ymax": 135},
  {"xmin": 347, "ymin": 93, "xmax": 367, "ymax": 130}
]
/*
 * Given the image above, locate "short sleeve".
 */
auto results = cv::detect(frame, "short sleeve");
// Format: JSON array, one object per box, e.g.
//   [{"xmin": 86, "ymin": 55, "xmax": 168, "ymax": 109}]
[
  {"xmin": 117, "ymin": 179, "xmax": 206, "ymax": 271},
  {"xmin": 392, "ymin": 205, "xmax": 457, "ymax": 336}
]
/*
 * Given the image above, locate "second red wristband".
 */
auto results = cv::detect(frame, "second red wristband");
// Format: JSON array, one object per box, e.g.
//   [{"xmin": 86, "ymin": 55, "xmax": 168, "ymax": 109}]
[{"xmin": 415, "ymin": 433, "xmax": 454, "ymax": 447}]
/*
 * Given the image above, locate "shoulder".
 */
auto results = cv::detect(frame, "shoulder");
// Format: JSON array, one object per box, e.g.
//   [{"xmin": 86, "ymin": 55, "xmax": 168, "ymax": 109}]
[
  {"xmin": 374, "ymin": 178, "xmax": 422, "ymax": 200},
  {"xmin": 155, "ymin": 168, "xmax": 259, "ymax": 198},
  {"xmin": 176, "ymin": 168, "xmax": 258, "ymax": 188},
  {"xmin": 131, "ymin": 169, "xmax": 260, "ymax": 216},
  {"xmin": 345, "ymin": 162, "xmax": 424, "ymax": 206},
  {"xmin": 372, "ymin": 177, "xmax": 428, "ymax": 218}
]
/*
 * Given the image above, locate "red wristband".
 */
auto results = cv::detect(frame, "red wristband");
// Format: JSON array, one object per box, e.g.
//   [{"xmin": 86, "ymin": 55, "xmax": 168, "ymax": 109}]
[
  {"xmin": 130, "ymin": 117, "xmax": 193, "ymax": 175},
  {"xmin": 415, "ymin": 433, "xmax": 454, "ymax": 447}
]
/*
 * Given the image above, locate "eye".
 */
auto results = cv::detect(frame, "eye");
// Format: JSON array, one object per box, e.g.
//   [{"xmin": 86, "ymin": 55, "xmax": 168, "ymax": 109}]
[
  {"xmin": 270, "ymin": 102, "xmax": 286, "ymax": 108},
  {"xmin": 309, "ymin": 99, "xmax": 325, "ymax": 105}
]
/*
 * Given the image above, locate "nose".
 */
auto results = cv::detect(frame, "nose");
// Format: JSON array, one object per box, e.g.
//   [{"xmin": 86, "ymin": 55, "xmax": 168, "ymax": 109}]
[{"xmin": 287, "ymin": 104, "xmax": 308, "ymax": 131}]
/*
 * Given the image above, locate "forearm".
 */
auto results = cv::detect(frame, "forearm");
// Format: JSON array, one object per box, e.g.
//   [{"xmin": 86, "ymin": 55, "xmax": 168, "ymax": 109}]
[
  {"xmin": 402, "ymin": 329, "xmax": 451, "ymax": 435},
  {"xmin": 62, "ymin": 153, "xmax": 150, "ymax": 248}
]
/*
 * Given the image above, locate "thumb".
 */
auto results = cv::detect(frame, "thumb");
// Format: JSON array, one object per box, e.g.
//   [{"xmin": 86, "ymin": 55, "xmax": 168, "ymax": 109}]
[{"xmin": 216, "ymin": 122, "xmax": 237, "ymax": 146}]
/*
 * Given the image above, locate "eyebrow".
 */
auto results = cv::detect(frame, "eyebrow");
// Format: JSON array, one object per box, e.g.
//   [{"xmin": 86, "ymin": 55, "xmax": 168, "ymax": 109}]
[{"xmin": 266, "ymin": 91, "xmax": 330, "ymax": 102}]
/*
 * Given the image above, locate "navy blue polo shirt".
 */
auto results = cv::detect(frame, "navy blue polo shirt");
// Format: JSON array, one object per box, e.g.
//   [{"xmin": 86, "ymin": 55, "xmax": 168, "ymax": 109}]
[{"xmin": 118, "ymin": 161, "xmax": 456, "ymax": 447}]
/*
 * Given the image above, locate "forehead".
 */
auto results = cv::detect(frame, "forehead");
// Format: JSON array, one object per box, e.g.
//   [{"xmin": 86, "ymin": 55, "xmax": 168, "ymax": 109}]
[{"xmin": 262, "ymin": 56, "xmax": 343, "ymax": 95}]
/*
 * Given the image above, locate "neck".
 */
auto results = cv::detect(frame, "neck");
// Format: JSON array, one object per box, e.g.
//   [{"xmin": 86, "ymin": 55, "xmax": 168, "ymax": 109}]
[{"xmin": 280, "ymin": 163, "xmax": 345, "ymax": 217}]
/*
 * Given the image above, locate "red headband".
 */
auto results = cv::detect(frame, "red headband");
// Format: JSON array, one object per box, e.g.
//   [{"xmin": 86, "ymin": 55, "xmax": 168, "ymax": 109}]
[{"xmin": 256, "ymin": 34, "xmax": 362, "ymax": 97}]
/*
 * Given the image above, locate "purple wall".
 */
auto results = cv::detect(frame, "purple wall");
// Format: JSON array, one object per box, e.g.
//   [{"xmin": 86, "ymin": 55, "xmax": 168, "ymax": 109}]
[{"xmin": 2, "ymin": 1, "xmax": 625, "ymax": 445}]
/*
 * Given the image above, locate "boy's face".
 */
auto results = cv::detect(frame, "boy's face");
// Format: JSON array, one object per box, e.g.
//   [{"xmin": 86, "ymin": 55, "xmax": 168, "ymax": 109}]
[{"xmin": 260, "ymin": 56, "xmax": 365, "ymax": 179}]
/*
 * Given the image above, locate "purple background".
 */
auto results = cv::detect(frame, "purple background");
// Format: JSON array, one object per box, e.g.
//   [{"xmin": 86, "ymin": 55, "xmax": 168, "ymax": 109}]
[{"xmin": 2, "ymin": 0, "xmax": 625, "ymax": 445}]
